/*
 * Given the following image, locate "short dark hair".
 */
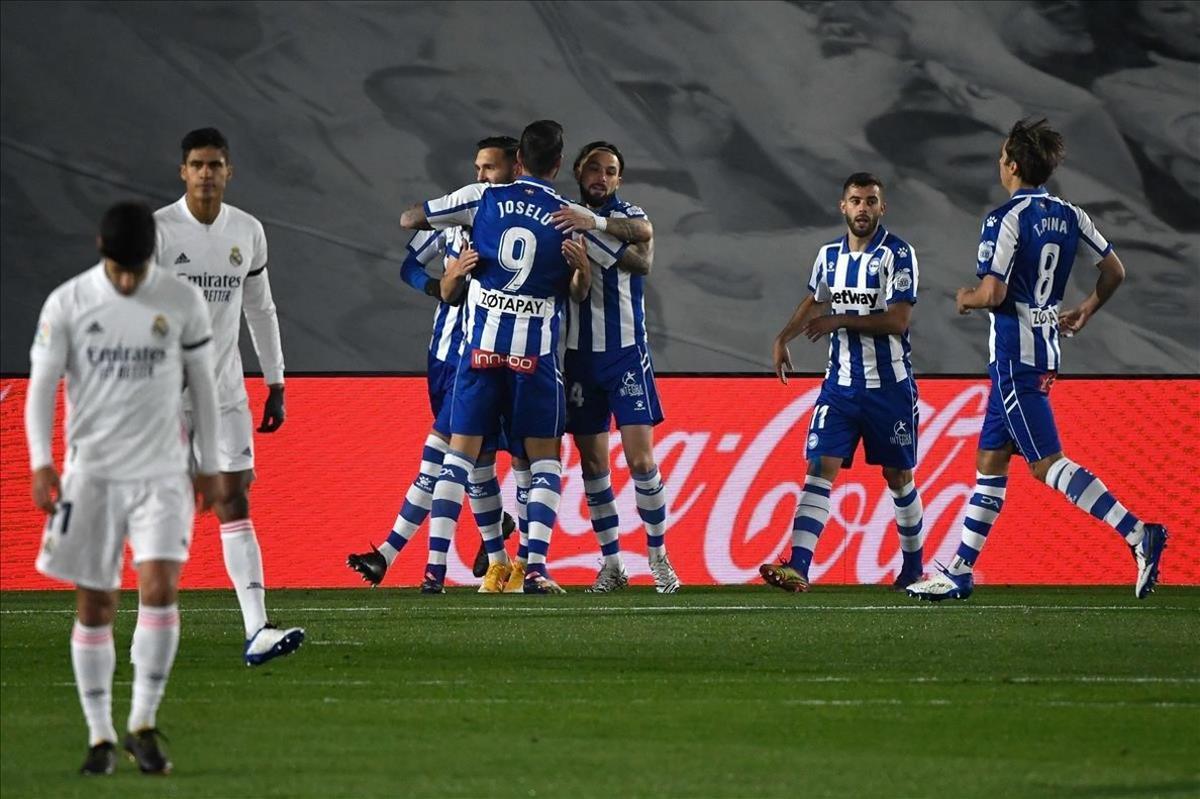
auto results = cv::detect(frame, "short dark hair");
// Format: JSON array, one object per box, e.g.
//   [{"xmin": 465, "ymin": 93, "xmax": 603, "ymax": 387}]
[
  {"xmin": 476, "ymin": 135, "xmax": 519, "ymax": 160},
  {"xmin": 843, "ymin": 172, "xmax": 883, "ymax": 195},
  {"xmin": 1003, "ymin": 117, "xmax": 1064, "ymax": 186},
  {"xmin": 181, "ymin": 127, "xmax": 230, "ymax": 163},
  {"xmin": 99, "ymin": 201, "xmax": 156, "ymax": 269},
  {"xmin": 573, "ymin": 141, "xmax": 625, "ymax": 176},
  {"xmin": 518, "ymin": 119, "xmax": 564, "ymax": 177}
]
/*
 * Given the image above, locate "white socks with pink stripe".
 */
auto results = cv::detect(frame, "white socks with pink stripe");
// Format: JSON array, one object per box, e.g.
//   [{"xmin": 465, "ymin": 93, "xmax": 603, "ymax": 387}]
[
  {"xmin": 71, "ymin": 620, "xmax": 118, "ymax": 745},
  {"xmin": 128, "ymin": 604, "xmax": 180, "ymax": 733},
  {"xmin": 221, "ymin": 520, "xmax": 268, "ymax": 638}
]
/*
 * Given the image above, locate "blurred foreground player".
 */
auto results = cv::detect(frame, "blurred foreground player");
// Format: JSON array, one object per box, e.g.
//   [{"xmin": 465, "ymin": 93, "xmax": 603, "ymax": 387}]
[
  {"xmin": 761, "ymin": 173, "xmax": 927, "ymax": 592},
  {"xmin": 907, "ymin": 118, "xmax": 1167, "ymax": 601},
  {"xmin": 26, "ymin": 202, "xmax": 223, "ymax": 775},
  {"xmin": 156, "ymin": 127, "xmax": 304, "ymax": 663}
]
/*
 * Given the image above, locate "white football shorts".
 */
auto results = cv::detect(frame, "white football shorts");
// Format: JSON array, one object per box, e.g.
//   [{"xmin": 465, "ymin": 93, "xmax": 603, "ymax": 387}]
[
  {"xmin": 187, "ymin": 400, "xmax": 254, "ymax": 473},
  {"xmin": 35, "ymin": 471, "xmax": 194, "ymax": 592}
]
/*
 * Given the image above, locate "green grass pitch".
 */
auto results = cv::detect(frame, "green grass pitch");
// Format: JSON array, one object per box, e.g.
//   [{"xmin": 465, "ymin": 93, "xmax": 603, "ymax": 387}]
[{"xmin": 2, "ymin": 587, "xmax": 1198, "ymax": 798}]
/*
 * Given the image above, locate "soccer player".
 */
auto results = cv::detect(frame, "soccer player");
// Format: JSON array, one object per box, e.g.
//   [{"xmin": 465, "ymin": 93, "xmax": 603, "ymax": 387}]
[
  {"xmin": 26, "ymin": 201, "xmax": 223, "ymax": 775},
  {"xmin": 907, "ymin": 118, "xmax": 1168, "ymax": 601},
  {"xmin": 760, "ymin": 173, "xmax": 927, "ymax": 592},
  {"xmin": 398, "ymin": 119, "xmax": 599, "ymax": 594},
  {"xmin": 346, "ymin": 136, "xmax": 522, "ymax": 592},
  {"xmin": 155, "ymin": 128, "xmax": 304, "ymax": 664},
  {"xmin": 547, "ymin": 141, "xmax": 681, "ymax": 593}
]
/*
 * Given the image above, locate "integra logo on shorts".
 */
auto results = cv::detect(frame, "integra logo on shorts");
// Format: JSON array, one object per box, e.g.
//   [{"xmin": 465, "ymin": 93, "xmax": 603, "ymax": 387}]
[
  {"xmin": 182, "ymin": 273, "xmax": 241, "ymax": 302},
  {"xmin": 830, "ymin": 288, "xmax": 879, "ymax": 306},
  {"xmin": 87, "ymin": 345, "xmax": 167, "ymax": 380}
]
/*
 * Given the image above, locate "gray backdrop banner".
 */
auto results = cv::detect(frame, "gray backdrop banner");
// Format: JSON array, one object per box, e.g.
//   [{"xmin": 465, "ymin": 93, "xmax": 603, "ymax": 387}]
[{"xmin": 2, "ymin": 1, "xmax": 1197, "ymax": 374}]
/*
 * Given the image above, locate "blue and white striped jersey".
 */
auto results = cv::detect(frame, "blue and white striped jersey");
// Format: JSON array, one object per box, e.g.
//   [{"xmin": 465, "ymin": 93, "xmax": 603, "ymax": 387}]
[
  {"xmin": 976, "ymin": 187, "xmax": 1111, "ymax": 370},
  {"xmin": 566, "ymin": 194, "xmax": 649, "ymax": 353},
  {"xmin": 400, "ymin": 227, "xmax": 469, "ymax": 363},
  {"xmin": 809, "ymin": 225, "xmax": 918, "ymax": 389},
  {"xmin": 424, "ymin": 177, "xmax": 619, "ymax": 358}
]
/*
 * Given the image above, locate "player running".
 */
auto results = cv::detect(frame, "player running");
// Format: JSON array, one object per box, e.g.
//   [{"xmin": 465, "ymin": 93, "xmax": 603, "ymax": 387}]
[
  {"xmin": 346, "ymin": 136, "xmax": 522, "ymax": 593},
  {"xmin": 761, "ymin": 173, "xmax": 927, "ymax": 592},
  {"xmin": 547, "ymin": 141, "xmax": 681, "ymax": 593},
  {"xmin": 907, "ymin": 118, "xmax": 1168, "ymax": 601},
  {"xmin": 26, "ymin": 201, "xmax": 223, "ymax": 775},
  {"xmin": 399, "ymin": 119, "xmax": 605, "ymax": 593},
  {"xmin": 155, "ymin": 128, "xmax": 304, "ymax": 664}
]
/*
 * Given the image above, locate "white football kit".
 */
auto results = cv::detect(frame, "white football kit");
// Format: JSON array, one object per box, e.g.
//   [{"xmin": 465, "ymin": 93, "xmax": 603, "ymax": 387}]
[
  {"xmin": 26, "ymin": 263, "xmax": 220, "ymax": 590},
  {"xmin": 155, "ymin": 197, "xmax": 284, "ymax": 472}
]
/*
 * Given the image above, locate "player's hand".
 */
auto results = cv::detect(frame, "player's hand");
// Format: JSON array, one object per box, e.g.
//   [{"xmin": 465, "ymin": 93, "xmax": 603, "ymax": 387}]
[
  {"xmin": 193, "ymin": 473, "xmax": 225, "ymax": 512},
  {"xmin": 772, "ymin": 339, "xmax": 793, "ymax": 385},
  {"xmin": 562, "ymin": 236, "xmax": 590, "ymax": 272},
  {"xmin": 800, "ymin": 315, "xmax": 838, "ymax": 341},
  {"xmin": 31, "ymin": 466, "xmax": 61, "ymax": 514},
  {"xmin": 955, "ymin": 287, "xmax": 974, "ymax": 315},
  {"xmin": 444, "ymin": 245, "xmax": 479, "ymax": 281},
  {"xmin": 259, "ymin": 384, "xmax": 286, "ymax": 433},
  {"xmin": 550, "ymin": 206, "xmax": 598, "ymax": 234},
  {"xmin": 1059, "ymin": 305, "xmax": 1092, "ymax": 337}
]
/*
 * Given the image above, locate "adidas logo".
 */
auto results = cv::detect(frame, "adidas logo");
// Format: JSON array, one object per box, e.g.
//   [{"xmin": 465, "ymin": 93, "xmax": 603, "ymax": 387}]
[
  {"xmin": 241, "ymin": 447, "xmax": 252, "ymax": 457},
  {"xmin": 174, "ymin": 253, "xmax": 191, "ymax": 265},
  {"xmin": 86, "ymin": 321, "xmax": 104, "ymax": 335}
]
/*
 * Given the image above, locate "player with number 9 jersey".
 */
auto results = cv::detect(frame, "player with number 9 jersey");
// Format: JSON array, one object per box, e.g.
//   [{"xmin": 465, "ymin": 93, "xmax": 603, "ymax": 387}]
[{"xmin": 423, "ymin": 169, "xmax": 615, "ymax": 442}]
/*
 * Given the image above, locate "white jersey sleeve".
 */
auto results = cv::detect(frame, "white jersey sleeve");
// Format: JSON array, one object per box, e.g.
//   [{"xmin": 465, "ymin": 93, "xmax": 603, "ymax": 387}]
[
  {"xmin": 424, "ymin": 183, "xmax": 487, "ymax": 230},
  {"xmin": 1073, "ymin": 205, "xmax": 1113, "ymax": 265},
  {"xmin": 808, "ymin": 251, "xmax": 831, "ymax": 302},
  {"xmin": 241, "ymin": 218, "xmax": 284, "ymax": 385},
  {"xmin": 25, "ymin": 290, "xmax": 69, "ymax": 469},
  {"xmin": 180, "ymin": 289, "xmax": 220, "ymax": 473}
]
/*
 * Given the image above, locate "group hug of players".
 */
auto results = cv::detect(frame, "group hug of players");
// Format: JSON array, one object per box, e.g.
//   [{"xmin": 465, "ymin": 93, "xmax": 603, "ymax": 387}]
[{"xmin": 24, "ymin": 116, "xmax": 1168, "ymax": 775}]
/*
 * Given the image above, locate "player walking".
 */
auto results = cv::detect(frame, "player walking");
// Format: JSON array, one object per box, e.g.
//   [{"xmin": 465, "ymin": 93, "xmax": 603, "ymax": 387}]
[
  {"xmin": 155, "ymin": 128, "xmax": 304, "ymax": 663},
  {"xmin": 761, "ymin": 173, "xmax": 927, "ymax": 592},
  {"xmin": 26, "ymin": 201, "xmax": 223, "ymax": 775},
  {"xmin": 907, "ymin": 118, "xmax": 1167, "ymax": 601}
]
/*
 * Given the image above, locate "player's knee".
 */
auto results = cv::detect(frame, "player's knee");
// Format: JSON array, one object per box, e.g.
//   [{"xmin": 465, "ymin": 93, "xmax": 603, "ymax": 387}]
[
  {"xmin": 76, "ymin": 590, "xmax": 117, "ymax": 627},
  {"xmin": 1030, "ymin": 453, "xmax": 1063, "ymax": 484},
  {"xmin": 217, "ymin": 490, "xmax": 250, "ymax": 522},
  {"xmin": 625, "ymin": 451, "xmax": 657, "ymax": 476},
  {"xmin": 881, "ymin": 467, "xmax": 913, "ymax": 490}
]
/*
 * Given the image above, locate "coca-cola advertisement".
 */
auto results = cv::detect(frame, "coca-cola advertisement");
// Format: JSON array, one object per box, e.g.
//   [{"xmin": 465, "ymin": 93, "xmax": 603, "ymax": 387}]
[{"xmin": 1, "ymin": 376, "xmax": 1196, "ymax": 589}]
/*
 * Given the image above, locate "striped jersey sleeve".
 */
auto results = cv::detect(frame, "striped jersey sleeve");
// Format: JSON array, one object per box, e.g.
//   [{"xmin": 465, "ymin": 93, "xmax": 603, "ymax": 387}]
[
  {"xmin": 976, "ymin": 200, "xmax": 1029, "ymax": 283},
  {"xmin": 886, "ymin": 243, "xmax": 918, "ymax": 305},
  {"xmin": 808, "ymin": 248, "xmax": 832, "ymax": 302},
  {"xmin": 1072, "ymin": 205, "xmax": 1112, "ymax": 264},
  {"xmin": 424, "ymin": 182, "xmax": 486, "ymax": 229}
]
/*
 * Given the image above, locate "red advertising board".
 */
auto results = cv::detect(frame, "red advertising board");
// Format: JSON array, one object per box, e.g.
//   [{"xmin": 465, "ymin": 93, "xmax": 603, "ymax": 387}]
[{"xmin": 1, "ymin": 376, "xmax": 1197, "ymax": 589}]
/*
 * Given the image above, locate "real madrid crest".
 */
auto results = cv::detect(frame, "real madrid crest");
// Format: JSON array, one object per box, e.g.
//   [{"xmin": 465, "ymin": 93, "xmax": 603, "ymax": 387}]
[
  {"xmin": 152, "ymin": 314, "xmax": 169, "ymax": 337},
  {"xmin": 229, "ymin": 246, "xmax": 244, "ymax": 267}
]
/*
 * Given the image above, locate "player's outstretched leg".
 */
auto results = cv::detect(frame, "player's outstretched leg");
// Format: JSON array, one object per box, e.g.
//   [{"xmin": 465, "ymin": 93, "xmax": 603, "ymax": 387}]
[
  {"xmin": 348, "ymin": 433, "xmax": 448, "ymax": 586},
  {"xmin": 907, "ymin": 471, "xmax": 1006, "ymax": 601},
  {"xmin": 760, "ymin": 474, "xmax": 832, "ymax": 593},
  {"xmin": 888, "ymin": 477, "xmax": 925, "ymax": 589},
  {"xmin": 72, "ymin": 607, "xmax": 119, "ymax": 775},
  {"xmin": 1044, "ymin": 458, "xmax": 1168, "ymax": 598},
  {"xmin": 504, "ymin": 464, "xmax": 531, "ymax": 592},
  {"xmin": 524, "ymin": 458, "xmax": 567, "ymax": 594},
  {"xmin": 124, "ymin": 601, "xmax": 179, "ymax": 774},
  {"xmin": 218, "ymin": 473, "xmax": 304, "ymax": 664},
  {"xmin": 583, "ymin": 471, "xmax": 628, "ymax": 592},
  {"xmin": 633, "ymin": 467, "xmax": 680, "ymax": 593},
  {"xmin": 467, "ymin": 460, "xmax": 514, "ymax": 592},
  {"xmin": 423, "ymin": 450, "xmax": 476, "ymax": 593}
]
